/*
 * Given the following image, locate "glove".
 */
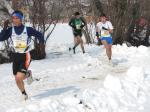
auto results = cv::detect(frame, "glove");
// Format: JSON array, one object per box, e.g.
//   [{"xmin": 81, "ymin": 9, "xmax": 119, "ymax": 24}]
[
  {"xmin": 96, "ymin": 32, "xmax": 99, "ymax": 37},
  {"xmin": 81, "ymin": 25, "xmax": 84, "ymax": 28},
  {"xmin": 96, "ymin": 32, "xmax": 100, "ymax": 40},
  {"xmin": 102, "ymin": 26, "xmax": 108, "ymax": 30},
  {"xmin": 97, "ymin": 36, "xmax": 100, "ymax": 40},
  {"xmin": 72, "ymin": 25, "xmax": 76, "ymax": 29},
  {"xmin": 3, "ymin": 19, "xmax": 10, "ymax": 29}
]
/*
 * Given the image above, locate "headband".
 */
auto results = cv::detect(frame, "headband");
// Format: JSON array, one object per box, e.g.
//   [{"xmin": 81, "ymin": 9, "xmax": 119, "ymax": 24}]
[{"xmin": 12, "ymin": 13, "xmax": 23, "ymax": 20}]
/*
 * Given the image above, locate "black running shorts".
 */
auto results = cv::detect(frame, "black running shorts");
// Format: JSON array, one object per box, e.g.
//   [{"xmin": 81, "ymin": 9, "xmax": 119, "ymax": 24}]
[
  {"xmin": 73, "ymin": 30, "xmax": 82, "ymax": 37},
  {"xmin": 12, "ymin": 52, "xmax": 31, "ymax": 75}
]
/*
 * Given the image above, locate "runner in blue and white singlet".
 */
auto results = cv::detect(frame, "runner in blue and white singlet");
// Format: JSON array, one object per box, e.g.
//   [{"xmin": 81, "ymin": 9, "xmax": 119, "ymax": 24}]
[
  {"xmin": 96, "ymin": 14, "xmax": 114, "ymax": 62},
  {"xmin": 0, "ymin": 10, "xmax": 44, "ymax": 100}
]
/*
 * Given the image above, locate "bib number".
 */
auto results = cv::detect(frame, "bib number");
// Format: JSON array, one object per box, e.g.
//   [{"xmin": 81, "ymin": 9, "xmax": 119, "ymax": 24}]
[
  {"xmin": 13, "ymin": 37, "xmax": 27, "ymax": 52},
  {"xmin": 75, "ymin": 19, "xmax": 82, "ymax": 30}
]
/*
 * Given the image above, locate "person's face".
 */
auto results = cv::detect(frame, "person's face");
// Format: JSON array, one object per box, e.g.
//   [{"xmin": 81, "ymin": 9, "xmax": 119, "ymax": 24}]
[
  {"xmin": 139, "ymin": 18, "xmax": 146, "ymax": 26},
  {"xmin": 76, "ymin": 15, "xmax": 80, "ymax": 19},
  {"xmin": 100, "ymin": 16, "xmax": 107, "ymax": 23},
  {"xmin": 12, "ymin": 16, "xmax": 22, "ymax": 26}
]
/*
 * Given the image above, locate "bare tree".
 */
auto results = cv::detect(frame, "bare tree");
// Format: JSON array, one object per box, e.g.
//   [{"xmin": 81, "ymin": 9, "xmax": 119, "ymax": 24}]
[
  {"xmin": 25, "ymin": 0, "xmax": 63, "ymax": 59},
  {"xmin": 89, "ymin": 0, "xmax": 150, "ymax": 45}
]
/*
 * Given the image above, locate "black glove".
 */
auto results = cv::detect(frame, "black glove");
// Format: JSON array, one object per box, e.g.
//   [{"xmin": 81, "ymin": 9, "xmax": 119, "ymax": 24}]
[
  {"xmin": 81, "ymin": 25, "xmax": 84, "ymax": 29},
  {"xmin": 96, "ymin": 32, "xmax": 100, "ymax": 40},
  {"xmin": 102, "ymin": 26, "xmax": 108, "ymax": 30},
  {"xmin": 3, "ymin": 19, "xmax": 10, "ymax": 29},
  {"xmin": 71, "ymin": 25, "xmax": 76, "ymax": 29},
  {"xmin": 96, "ymin": 32, "xmax": 99, "ymax": 37}
]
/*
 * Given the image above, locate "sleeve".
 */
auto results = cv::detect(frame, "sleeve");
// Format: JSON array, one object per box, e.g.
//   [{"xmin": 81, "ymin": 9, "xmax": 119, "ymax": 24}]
[
  {"xmin": 107, "ymin": 21, "xmax": 113, "ymax": 29},
  {"xmin": 96, "ymin": 22, "xmax": 101, "ymax": 32},
  {"xmin": 96, "ymin": 23, "xmax": 99, "ymax": 28},
  {"xmin": 0, "ymin": 28, "xmax": 11, "ymax": 41},
  {"xmin": 69, "ymin": 18, "xmax": 74, "ymax": 27},
  {"xmin": 27, "ymin": 27, "xmax": 45, "ymax": 43}
]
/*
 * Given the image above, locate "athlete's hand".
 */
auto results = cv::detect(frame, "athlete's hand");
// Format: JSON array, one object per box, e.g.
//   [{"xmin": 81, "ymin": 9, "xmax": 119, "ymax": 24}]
[
  {"xmin": 96, "ymin": 32, "xmax": 99, "ymax": 37},
  {"xmin": 96, "ymin": 36, "xmax": 99, "ymax": 41},
  {"xmin": 81, "ymin": 25, "xmax": 84, "ymax": 29},
  {"xmin": 104, "ymin": 30, "xmax": 109, "ymax": 35},
  {"xmin": 71, "ymin": 25, "xmax": 76, "ymax": 29},
  {"xmin": 3, "ymin": 19, "xmax": 10, "ymax": 29},
  {"xmin": 108, "ymin": 29, "xmax": 113, "ymax": 33}
]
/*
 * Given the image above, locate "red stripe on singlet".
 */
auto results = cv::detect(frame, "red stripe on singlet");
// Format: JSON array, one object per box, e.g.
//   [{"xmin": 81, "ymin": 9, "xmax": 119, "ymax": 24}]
[{"xmin": 25, "ymin": 52, "xmax": 31, "ymax": 69}]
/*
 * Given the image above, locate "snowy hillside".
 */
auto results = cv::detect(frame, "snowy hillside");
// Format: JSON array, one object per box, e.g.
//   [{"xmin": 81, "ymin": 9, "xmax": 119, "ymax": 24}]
[{"xmin": 0, "ymin": 24, "xmax": 150, "ymax": 112}]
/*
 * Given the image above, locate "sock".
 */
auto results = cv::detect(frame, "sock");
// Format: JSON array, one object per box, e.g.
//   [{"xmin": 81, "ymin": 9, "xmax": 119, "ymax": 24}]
[
  {"xmin": 73, "ymin": 43, "xmax": 79, "ymax": 49},
  {"xmin": 22, "ymin": 90, "xmax": 27, "ymax": 95},
  {"xmin": 69, "ymin": 47, "xmax": 71, "ymax": 51},
  {"xmin": 82, "ymin": 47, "xmax": 85, "ymax": 53}
]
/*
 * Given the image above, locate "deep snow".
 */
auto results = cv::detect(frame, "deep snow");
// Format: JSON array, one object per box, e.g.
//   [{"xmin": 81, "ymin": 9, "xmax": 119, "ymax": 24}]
[{"xmin": 0, "ymin": 24, "xmax": 150, "ymax": 112}]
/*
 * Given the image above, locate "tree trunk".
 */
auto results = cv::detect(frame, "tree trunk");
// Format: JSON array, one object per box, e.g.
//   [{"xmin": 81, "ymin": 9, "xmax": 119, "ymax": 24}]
[{"xmin": 30, "ymin": 42, "xmax": 46, "ymax": 60}]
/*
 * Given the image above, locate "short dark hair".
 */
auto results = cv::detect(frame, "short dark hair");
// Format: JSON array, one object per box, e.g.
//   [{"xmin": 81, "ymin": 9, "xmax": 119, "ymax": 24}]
[
  {"xmin": 100, "ymin": 13, "xmax": 106, "ymax": 17},
  {"xmin": 74, "ymin": 12, "xmax": 80, "ymax": 16},
  {"xmin": 12, "ymin": 10, "xmax": 23, "ymax": 17}
]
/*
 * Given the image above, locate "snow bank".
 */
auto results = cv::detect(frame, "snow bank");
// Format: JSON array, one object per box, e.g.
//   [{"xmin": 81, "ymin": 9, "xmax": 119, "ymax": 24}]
[{"xmin": 6, "ymin": 65, "xmax": 150, "ymax": 112}]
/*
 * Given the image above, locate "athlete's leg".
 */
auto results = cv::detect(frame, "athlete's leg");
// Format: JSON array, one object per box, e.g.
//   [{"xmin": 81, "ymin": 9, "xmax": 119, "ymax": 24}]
[
  {"xmin": 12, "ymin": 55, "xmax": 26, "ymax": 93},
  {"xmin": 72, "ymin": 36, "xmax": 81, "ymax": 54},
  {"xmin": 14, "ymin": 53, "xmax": 31, "ymax": 94},
  {"xmin": 73, "ymin": 37, "xmax": 79, "ymax": 49},
  {"xmin": 108, "ymin": 44, "xmax": 112, "ymax": 60},
  {"xmin": 79, "ymin": 37, "xmax": 85, "ymax": 53},
  {"xmin": 72, "ymin": 37, "xmax": 78, "ymax": 54},
  {"xmin": 101, "ymin": 40, "xmax": 111, "ymax": 60},
  {"xmin": 15, "ymin": 72, "xmax": 28, "ymax": 100},
  {"xmin": 15, "ymin": 72, "xmax": 26, "ymax": 93}
]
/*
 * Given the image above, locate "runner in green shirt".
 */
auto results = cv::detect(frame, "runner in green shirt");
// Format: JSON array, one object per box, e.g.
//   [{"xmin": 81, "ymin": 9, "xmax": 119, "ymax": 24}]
[{"xmin": 69, "ymin": 12, "xmax": 87, "ymax": 54}]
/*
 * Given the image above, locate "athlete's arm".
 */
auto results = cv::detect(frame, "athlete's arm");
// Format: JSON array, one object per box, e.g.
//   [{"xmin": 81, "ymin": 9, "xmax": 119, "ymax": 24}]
[
  {"xmin": 96, "ymin": 24, "xmax": 100, "ymax": 40},
  {"xmin": 27, "ymin": 27, "xmax": 45, "ymax": 43},
  {"xmin": 69, "ymin": 18, "xmax": 73, "ymax": 27},
  {"xmin": 0, "ymin": 28, "xmax": 11, "ymax": 41},
  {"xmin": 107, "ymin": 21, "xmax": 113, "ymax": 33},
  {"xmin": 0, "ymin": 20, "xmax": 12, "ymax": 41},
  {"xmin": 108, "ymin": 29, "xmax": 113, "ymax": 33},
  {"xmin": 81, "ymin": 17, "xmax": 87, "ymax": 27},
  {"xmin": 69, "ymin": 17, "xmax": 76, "ymax": 29},
  {"xmin": 96, "ymin": 23, "xmax": 101, "ymax": 35}
]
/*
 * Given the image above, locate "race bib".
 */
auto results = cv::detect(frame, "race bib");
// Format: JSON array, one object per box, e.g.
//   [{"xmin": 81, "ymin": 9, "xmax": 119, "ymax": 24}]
[
  {"xmin": 76, "ymin": 24, "xmax": 81, "ymax": 29},
  {"xmin": 75, "ymin": 19, "xmax": 82, "ymax": 30},
  {"xmin": 101, "ymin": 30, "xmax": 111, "ymax": 37},
  {"xmin": 13, "ymin": 37, "xmax": 27, "ymax": 52}
]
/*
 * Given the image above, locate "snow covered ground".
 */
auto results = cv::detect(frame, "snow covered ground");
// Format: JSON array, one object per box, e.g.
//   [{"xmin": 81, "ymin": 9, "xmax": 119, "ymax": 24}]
[{"xmin": 1, "ymin": 24, "xmax": 150, "ymax": 112}]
